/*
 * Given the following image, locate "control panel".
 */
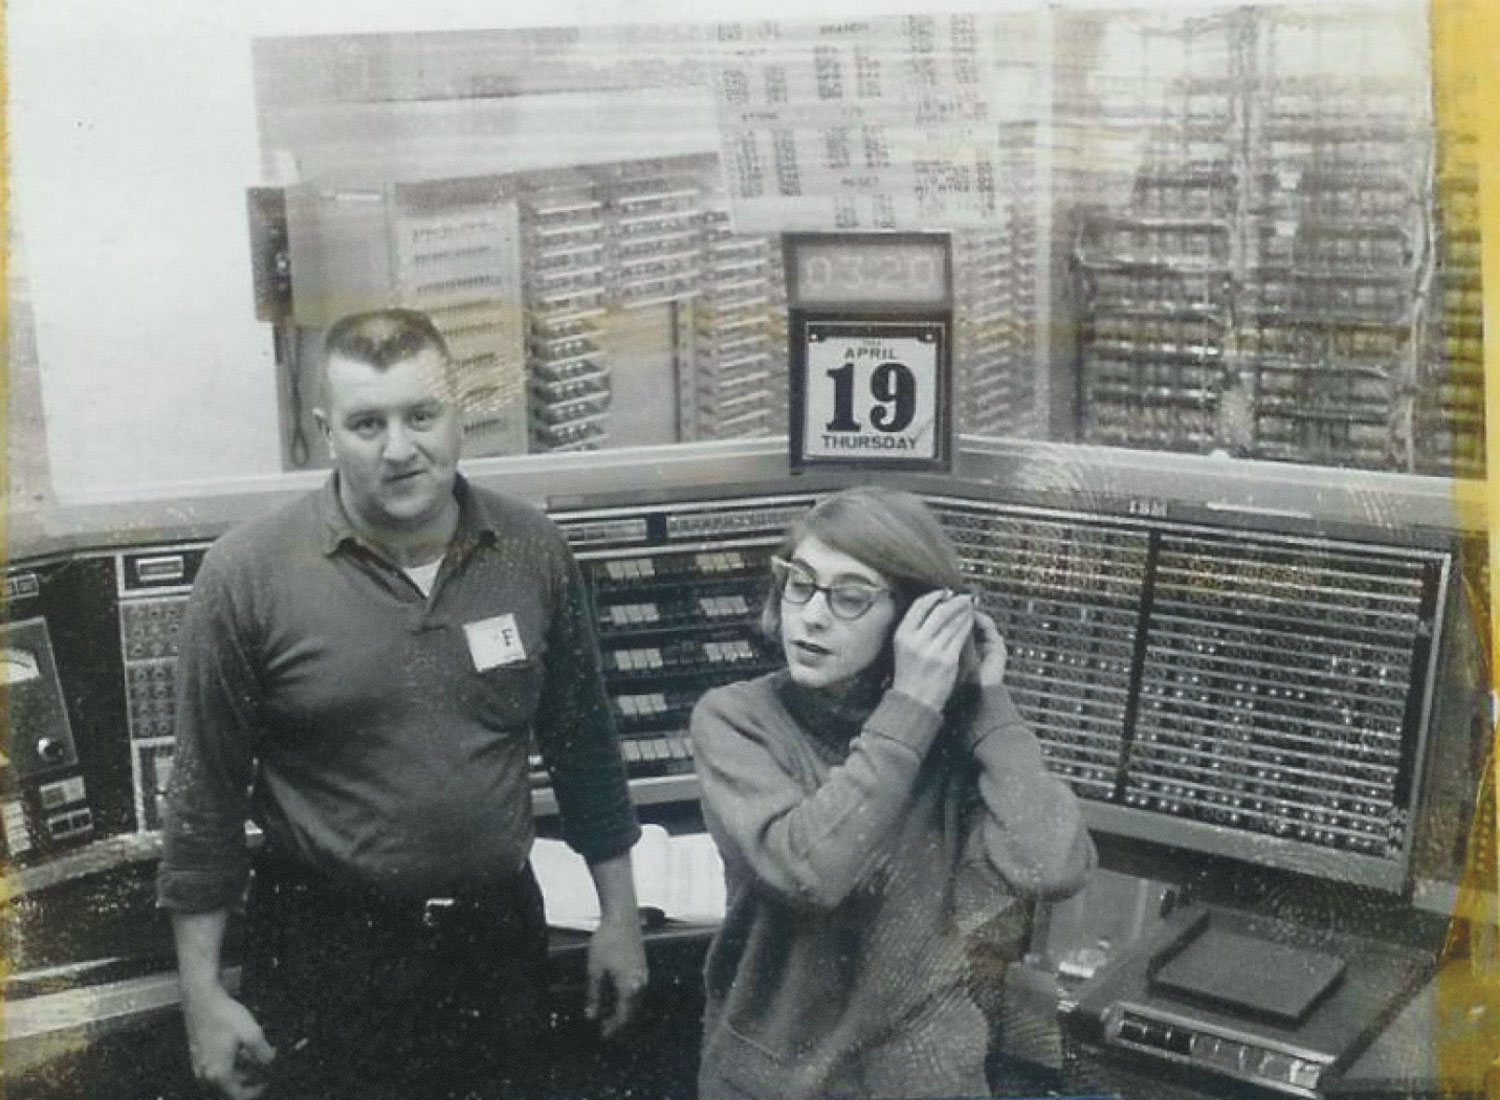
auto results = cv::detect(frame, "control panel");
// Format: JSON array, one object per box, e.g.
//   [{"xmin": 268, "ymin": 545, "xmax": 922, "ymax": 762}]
[
  {"xmin": 1, "ymin": 556, "xmax": 133, "ymax": 863},
  {"xmin": 551, "ymin": 494, "xmax": 815, "ymax": 803},
  {"xmin": 2, "ymin": 609, "xmax": 91, "ymax": 858},
  {"xmin": 0, "ymin": 479, "xmax": 1464, "ymax": 902},
  {"xmin": 1101, "ymin": 1002, "xmax": 1332, "ymax": 1096},
  {"xmin": 116, "ymin": 545, "xmax": 208, "ymax": 832},
  {"xmin": 925, "ymin": 494, "xmax": 1450, "ymax": 891}
]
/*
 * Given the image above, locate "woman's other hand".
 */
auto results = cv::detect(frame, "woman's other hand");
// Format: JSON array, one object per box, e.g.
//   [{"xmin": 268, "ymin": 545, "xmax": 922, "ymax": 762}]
[
  {"xmin": 973, "ymin": 611, "xmax": 1008, "ymax": 688},
  {"xmin": 891, "ymin": 590, "xmax": 975, "ymax": 712}
]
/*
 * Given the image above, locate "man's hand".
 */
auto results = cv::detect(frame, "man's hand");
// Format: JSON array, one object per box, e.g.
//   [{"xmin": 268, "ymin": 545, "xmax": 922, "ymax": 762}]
[
  {"xmin": 585, "ymin": 914, "xmax": 649, "ymax": 1038},
  {"xmin": 172, "ymin": 910, "xmax": 275, "ymax": 1098},
  {"xmin": 181, "ymin": 984, "xmax": 276, "ymax": 1099}
]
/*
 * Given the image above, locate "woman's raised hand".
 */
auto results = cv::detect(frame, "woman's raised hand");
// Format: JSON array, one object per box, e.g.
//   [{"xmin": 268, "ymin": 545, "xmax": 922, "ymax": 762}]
[
  {"xmin": 891, "ymin": 589, "xmax": 975, "ymax": 712},
  {"xmin": 973, "ymin": 611, "xmax": 1008, "ymax": 688}
]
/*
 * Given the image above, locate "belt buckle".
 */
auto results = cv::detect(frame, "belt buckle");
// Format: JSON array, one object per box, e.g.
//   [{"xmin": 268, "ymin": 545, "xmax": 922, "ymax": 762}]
[{"xmin": 422, "ymin": 896, "xmax": 456, "ymax": 928}]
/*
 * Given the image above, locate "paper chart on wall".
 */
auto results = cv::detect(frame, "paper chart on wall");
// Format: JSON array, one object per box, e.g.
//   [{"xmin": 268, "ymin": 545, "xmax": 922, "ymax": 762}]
[{"xmin": 710, "ymin": 14, "xmax": 1038, "ymax": 232}]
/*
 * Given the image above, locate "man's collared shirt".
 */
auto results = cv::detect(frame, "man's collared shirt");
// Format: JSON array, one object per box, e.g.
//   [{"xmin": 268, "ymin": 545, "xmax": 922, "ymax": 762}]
[{"xmin": 158, "ymin": 474, "xmax": 639, "ymax": 911}]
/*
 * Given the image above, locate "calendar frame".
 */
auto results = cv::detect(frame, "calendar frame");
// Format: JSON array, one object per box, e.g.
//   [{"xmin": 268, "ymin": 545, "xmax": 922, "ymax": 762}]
[{"xmin": 784, "ymin": 233, "xmax": 954, "ymax": 473}]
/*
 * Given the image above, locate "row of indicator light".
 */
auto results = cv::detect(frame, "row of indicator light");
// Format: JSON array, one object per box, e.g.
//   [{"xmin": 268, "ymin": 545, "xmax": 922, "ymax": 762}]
[
  {"xmin": 605, "ymin": 603, "xmax": 662, "ymax": 627},
  {"xmin": 620, "ymin": 736, "xmax": 693, "ymax": 765},
  {"xmin": 695, "ymin": 551, "xmax": 752, "ymax": 574},
  {"xmin": 610, "ymin": 647, "xmax": 665, "ymax": 672},
  {"xmin": 1129, "ymin": 764, "xmax": 1395, "ymax": 818},
  {"xmin": 615, "ymin": 692, "xmax": 672, "ymax": 718},
  {"xmin": 1116, "ymin": 1016, "xmax": 1325, "ymax": 1091},
  {"xmin": 1123, "ymin": 790, "xmax": 1390, "ymax": 850},
  {"xmin": 703, "ymin": 640, "xmax": 757, "ymax": 664},
  {"xmin": 602, "ymin": 595, "xmax": 753, "ymax": 629},
  {"xmin": 606, "ymin": 639, "xmax": 756, "ymax": 670},
  {"xmin": 603, "ymin": 558, "xmax": 658, "ymax": 581},
  {"xmin": 600, "ymin": 551, "xmax": 762, "ymax": 586},
  {"xmin": 665, "ymin": 507, "xmax": 803, "ymax": 539},
  {"xmin": 1132, "ymin": 733, "xmax": 1397, "ymax": 787},
  {"xmin": 698, "ymin": 595, "xmax": 751, "ymax": 619},
  {"xmin": 1, "ymin": 793, "xmax": 93, "ymax": 857}
]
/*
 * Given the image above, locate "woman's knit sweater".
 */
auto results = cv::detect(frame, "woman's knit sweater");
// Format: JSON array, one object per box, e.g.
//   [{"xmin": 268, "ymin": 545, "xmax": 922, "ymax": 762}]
[{"xmin": 691, "ymin": 672, "xmax": 1094, "ymax": 1100}]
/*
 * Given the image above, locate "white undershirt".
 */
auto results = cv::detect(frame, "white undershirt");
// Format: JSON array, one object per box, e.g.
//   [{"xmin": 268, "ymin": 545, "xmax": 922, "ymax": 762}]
[{"xmin": 402, "ymin": 558, "xmax": 443, "ymax": 598}]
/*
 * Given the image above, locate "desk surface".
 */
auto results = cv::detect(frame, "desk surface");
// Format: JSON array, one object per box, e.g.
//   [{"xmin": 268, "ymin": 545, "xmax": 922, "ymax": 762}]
[{"xmin": 1334, "ymin": 959, "xmax": 1499, "ymax": 1097}]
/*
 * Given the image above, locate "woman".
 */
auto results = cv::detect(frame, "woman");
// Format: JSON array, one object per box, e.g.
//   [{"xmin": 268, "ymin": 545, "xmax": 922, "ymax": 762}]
[{"xmin": 691, "ymin": 486, "xmax": 1095, "ymax": 1100}]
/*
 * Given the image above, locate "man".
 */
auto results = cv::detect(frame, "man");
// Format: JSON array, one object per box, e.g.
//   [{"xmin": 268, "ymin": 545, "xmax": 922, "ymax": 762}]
[{"xmin": 159, "ymin": 308, "xmax": 648, "ymax": 1100}]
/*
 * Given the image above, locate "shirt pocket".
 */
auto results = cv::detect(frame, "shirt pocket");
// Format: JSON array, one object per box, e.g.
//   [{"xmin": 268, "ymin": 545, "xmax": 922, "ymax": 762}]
[{"xmin": 470, "ymin": 658, "xmax": 543, "ymax": 729}]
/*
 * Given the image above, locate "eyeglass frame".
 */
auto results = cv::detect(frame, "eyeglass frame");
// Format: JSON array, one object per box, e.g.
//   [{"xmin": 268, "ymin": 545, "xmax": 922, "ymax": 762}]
[{"xmin": 770, "ymin": 557, "xmax": 892, "ymax": 621}]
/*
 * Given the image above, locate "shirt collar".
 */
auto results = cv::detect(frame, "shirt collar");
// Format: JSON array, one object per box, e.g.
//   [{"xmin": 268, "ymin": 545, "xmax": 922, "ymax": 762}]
[{"xmin": 315, "ymin": 472, "xmax": 499, "ymax": 558}]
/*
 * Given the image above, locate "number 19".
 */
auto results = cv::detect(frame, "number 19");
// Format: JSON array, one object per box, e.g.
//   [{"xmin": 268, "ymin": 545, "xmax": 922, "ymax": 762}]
[{"xmin": 825, "ymin": 362, "xmax": 916, "ymax": 433}]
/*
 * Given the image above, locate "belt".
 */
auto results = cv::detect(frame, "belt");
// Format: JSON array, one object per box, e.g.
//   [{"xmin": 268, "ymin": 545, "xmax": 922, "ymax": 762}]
[{"xmin": 249, "ymin": 852, "xmax": 536, "ymax": 932}]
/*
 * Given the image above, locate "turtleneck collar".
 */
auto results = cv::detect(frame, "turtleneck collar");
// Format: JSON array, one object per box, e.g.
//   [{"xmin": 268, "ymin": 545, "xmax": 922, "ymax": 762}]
[
  {"xmin": 775, "ymin": 664, "xmax": 891, "ymax": 755},
  {"xmin": 774, "ymin": 665, "xmax": 982, "ymax": 762}
]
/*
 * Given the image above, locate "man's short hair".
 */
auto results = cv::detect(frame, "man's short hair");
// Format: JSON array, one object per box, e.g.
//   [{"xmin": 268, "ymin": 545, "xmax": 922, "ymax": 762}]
[{"xmin": 323, "ymin": 308, "xmax": 451, "ymax": 370}]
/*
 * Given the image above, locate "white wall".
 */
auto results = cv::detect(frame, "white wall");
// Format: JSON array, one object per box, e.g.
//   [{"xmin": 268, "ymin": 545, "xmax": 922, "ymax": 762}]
[
  {"xmin": 0, "ymin": 0, "xmax": 940, "ymax": 502},
  {"xmin": 10, "ymin": 13, "xmax": 273, "ymax": 503},
  {"xmin": 7, "ymin": 0, "xmax": 1410, "ymax": 504}
]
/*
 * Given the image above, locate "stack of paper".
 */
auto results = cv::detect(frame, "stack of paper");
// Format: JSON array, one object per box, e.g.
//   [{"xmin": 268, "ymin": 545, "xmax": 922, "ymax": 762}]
[{"xmin": 529, "ymin": 824, "xmax": 727, "ymax": 932}]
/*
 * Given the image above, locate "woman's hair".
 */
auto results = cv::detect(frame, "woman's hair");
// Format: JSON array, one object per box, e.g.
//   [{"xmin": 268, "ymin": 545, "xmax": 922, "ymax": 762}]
[{"xmin": 760, "ymin": 486, "xmax": 966, "ymax": 641}]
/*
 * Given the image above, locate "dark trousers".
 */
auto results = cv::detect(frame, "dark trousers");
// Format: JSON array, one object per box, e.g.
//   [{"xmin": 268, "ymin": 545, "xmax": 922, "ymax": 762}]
[{"xmin": 239, "ymin": 857, "xmax": 551, "ymax": 1100}]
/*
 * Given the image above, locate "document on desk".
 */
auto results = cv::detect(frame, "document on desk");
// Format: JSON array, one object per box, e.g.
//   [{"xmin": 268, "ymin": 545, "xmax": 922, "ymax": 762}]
[{"xmin": 529, "ymin": 825, "xmax": 727, "ymax": 931}]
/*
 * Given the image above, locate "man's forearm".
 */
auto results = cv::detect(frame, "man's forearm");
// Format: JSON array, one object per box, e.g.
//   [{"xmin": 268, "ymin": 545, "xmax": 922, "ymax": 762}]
[
  {"xmin": 587, "ymin": 850, "xmax": 640, "ymax": 924},
  {"xmin": 171, "ymin": 907, "xmax": 277, "ymax": 1098},
  {"xmin": 582, "ymin": 847, "xmax": 649, "ymax": 1036},
  {"xmin": 172, "ymin": 909, "xmax": 233, "ymax": 1000}
]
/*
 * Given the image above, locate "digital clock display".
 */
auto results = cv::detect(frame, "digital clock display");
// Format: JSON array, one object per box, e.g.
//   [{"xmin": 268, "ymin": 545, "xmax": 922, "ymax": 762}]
[{"xmin": 787, "ymin": 235, "xmax": 950, "ymax": 307}]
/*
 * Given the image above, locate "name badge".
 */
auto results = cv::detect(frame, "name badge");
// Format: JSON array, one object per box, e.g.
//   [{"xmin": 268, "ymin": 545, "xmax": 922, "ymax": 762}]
[{"xmin": 464, "ymin": 613, "xmax": 527, "ymax": 671}]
